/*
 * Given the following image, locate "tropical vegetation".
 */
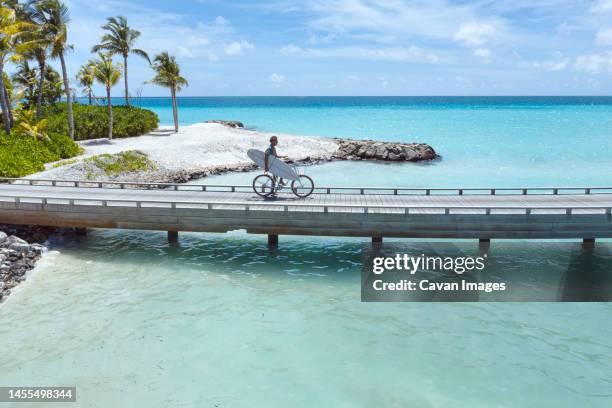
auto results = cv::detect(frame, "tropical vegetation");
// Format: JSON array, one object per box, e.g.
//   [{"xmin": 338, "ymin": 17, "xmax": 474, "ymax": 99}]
[
  {"xmin": 92, "ymin": 16, "xmax": 149, "ymax": 106},
  {"xmin": 0, "ymin": 0, "xmax": 185, "ymax": 178},
  {"xmin": 43, "ymin": 103, "xmax": 158, "ymax": 140},
  {"xmin": 148, "ymin": 52, "xmax": 188, "ymax": 132},
  {"xmin": 91, "ymin": 54, "xmax": 122, "ymax": 139}
]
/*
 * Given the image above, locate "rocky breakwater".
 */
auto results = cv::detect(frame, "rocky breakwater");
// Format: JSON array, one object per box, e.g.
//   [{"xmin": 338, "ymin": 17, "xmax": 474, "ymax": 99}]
[
  {"xmin": 0, "ymin": 231, "xmax": 45, "ymax": 302},
  {"xmin": 333, "ymin": 139, "xmax": 438, "ymax": 162},
  {"xmin": 205, "ymin": 120, "xmax": 245, "ymax": 129}
]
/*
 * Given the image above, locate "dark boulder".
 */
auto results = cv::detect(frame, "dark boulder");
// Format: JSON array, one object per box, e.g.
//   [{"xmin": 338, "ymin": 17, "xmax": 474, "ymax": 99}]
[
  {"xmin": 333, "ymin": 139, "xmax": 438, "ymax": 162},
  {"xmin": 206, "ymin": 120, "xmax": 245, "ymax": 129}
]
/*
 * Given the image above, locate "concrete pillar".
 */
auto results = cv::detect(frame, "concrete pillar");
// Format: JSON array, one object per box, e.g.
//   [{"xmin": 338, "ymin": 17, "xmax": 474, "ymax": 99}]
[
  {"xmin": 372, "ymin": 236, "xmax": 383, "ymax": 246},
  {"xmin": 583, "ymin": 238, "xmax": 595, "ymax": 248},
  {"xmin": 479, "ymin": 238, "xmax": 491, "ymax": 255},
  {"xmin": 168, "ymin": 231, "xmax": 179, "ymax": 243},
  {"xmin": 268, "ymin": 234, "xmax": 279, "ymax": 247}
]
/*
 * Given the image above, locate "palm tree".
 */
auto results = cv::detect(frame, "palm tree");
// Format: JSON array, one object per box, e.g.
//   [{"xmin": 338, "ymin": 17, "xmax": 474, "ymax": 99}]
[
  {"xmin": 92, "ymin": 16, "xmax": 149, "ymax": 107},
  {"xmin": 147, "ymin": 52, "xmax": 187, "ymax": 132},
  {"xmin": 34, "ymin": 0, "xmax": 74, "ymax": 140},
  {"xmin": 76, "ymin": 60, "xmax": 95, "ymax": 105},
  {"xmin": 11, "ymin": 59, "xmax": 37, "ymax": 106},
  {"xmin": 0, "ymin": 6, "xmax": 34, "ymax": 135},
  {"xmin": 92, "ymin": 54, "xmax": 122, "ymax": 140},
  {"xmin": 18, "ymin": 0, "xmax": 55, "ymax": 120}
]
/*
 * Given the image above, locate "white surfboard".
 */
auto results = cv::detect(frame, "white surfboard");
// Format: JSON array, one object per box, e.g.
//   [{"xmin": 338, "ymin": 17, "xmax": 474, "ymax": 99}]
[{"xmin": 248, "ymin": 149, "xmax": 298, "ymax": 181}]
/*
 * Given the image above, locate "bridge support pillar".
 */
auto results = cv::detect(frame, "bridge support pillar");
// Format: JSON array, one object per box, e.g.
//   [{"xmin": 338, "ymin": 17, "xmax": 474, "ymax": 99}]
[
  {"xmin": 74, "ymin": 228, "xmax": 87, "ymax": 236},
  {"xmin": 372, "ymin": 236, "xmax": 383, "ymax": 246},
  {"xmin": 583, "ymin": 238, "xmax": 595, "ymax": 248},
  {"xmin": 268, "ymin": 234, "xmax": 279, "ymax": 247},
  {"xmin": 168, "ymin": 231, "xmax": 179, "ymax": 243},
  {"xmin": 479, "ymin": 238, "xmax": 491, "ymax": 245}
]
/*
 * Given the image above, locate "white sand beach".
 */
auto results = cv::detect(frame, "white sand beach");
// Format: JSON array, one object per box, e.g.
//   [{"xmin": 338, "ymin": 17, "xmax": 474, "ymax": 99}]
[{"xmin": 32, "ymin": 123, "xmax": 340, "ymax": 182}]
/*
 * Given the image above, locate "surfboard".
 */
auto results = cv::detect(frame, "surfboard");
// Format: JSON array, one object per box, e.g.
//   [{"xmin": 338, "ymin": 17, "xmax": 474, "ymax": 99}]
[{"xmin": 247, "ymin": 149, "xmax": 298, "ymax": 181}]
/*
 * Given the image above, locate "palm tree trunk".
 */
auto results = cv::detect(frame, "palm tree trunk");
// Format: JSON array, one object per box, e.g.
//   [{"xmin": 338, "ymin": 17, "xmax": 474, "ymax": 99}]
[
  {"xmin": 3, "ymin": 84, "xmax": 13, "ymax": 128},
  {"xmin": 107, "ymin": 86, "xmax": 113, "ymax": 140},
  {"xmin": 88, "ymin": 90, "xmax": 92, "ymax": 105},
  {"xmin": 36, "ymin": 58, "xmax": 46, "ymax": 120},
  {"xmin": 123, "ymin": 55, "xmax": 129, "ymax": 106},
  {"xmin": 171, "ymin": 86, "xmax": 179, "ymax": 132},
  {"xmin": 59, "ymin": 52, "xmax": 75, "ymax": 140},
  {"xmin": 0, "ymin": 62, "xmax": 11, "ymax": 135}
]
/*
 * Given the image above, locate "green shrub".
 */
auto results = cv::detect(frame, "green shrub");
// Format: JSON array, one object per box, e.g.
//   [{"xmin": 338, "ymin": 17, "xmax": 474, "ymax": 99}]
[
  {"xmin": 0, "ymin": 131, "xmax": 81, "ymax": 178},
  {"xmin": 47, "ymin": 131, "xmax": 83, "ymax": 158},
  {"xmin": 45, "ymin": 103, "xmax": 159, "ymax": 140},
  {"xmin": 83, "ymin": 151, "xmax": 156, "ymax": 178}
]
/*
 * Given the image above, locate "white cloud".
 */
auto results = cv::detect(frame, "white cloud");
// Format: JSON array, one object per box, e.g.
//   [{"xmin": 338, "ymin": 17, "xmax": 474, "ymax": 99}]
[
  {"xmin": 177, "ymin": 46, "xmax": 194, "ymax": 58},
  {"xmin": 278, "ymin": 45, "xmax": 440, "ymax": 63},
  {"xmin": 596, "ymin": 29, "xmax": 612, "ymax": 45},
  {"xmin": 520, "ymin": 52, "xmax": 569, "ymax": 72},
  {"xmin": 65, "ymin": 1, "xmax": 241, "ymax": 67},
  {"xmin": 187, "ymin": 36, "xmax": 210, "ymax": 47},
  {"xmin": 215, "ymin": 16, "xmax": 230, "ymax": 25},
  {"xmin": 591, "ymin": 0, "xmax": 612, "ymax": 13},
  {"xmin": 280, "ymin": 44, "xmax": 302, "ymax": 55},
  {"xmin": 532, "ymin": 59, "xmax": 569, "ymax": 71},
  {"xmin": 225, "ymin": 40, "xmax": 254, "ymax": 55},
  {"xmin": 298, "ymin": 0, "xmax": 484, "ymax": 42},
  {"xmin": 270, "ymin": 73, "xmax": 286, "ymax": 83},
  {"xmin": 473, "ymin": 48, "xmax": 492, "ymax": 62},
  {"xmin": 575, "ymin": 52, "xmax": 612, "ymax": 73},
  {"xmin": 454, "ymin": 22, "xmax": 497, "ymax": 47}
]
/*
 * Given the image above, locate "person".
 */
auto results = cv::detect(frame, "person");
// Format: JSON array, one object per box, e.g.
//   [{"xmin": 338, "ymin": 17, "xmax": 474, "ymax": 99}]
[{"xmin": 264, "ymin": 136, "xmax": 288, "ymax": 190}]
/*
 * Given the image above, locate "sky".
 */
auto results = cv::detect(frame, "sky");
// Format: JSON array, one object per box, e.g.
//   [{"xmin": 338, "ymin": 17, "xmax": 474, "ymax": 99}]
[{"xmin": 46, "ymin": 0, "xmax": 612, "ymax": 96}]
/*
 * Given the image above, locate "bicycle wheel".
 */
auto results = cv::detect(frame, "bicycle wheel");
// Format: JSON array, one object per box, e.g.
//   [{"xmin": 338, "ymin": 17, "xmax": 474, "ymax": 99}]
[
  {"xmin": 291, "ymin": 175, "xmax": 315, "ymax": 198},
  {"xmin": 253, "ymin": 174, "xmax": 276, "ymax": 198}
]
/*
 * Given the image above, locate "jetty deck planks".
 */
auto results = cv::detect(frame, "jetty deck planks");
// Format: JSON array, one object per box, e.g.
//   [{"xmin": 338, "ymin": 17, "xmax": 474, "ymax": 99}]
[{"xmin": 1, "ymin": 182, "xmax": 612, "ymax": 240}]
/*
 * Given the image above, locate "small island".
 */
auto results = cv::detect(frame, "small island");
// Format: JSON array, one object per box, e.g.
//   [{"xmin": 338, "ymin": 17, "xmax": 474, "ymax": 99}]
[{"xmin": 27, "ymin": 121, "xmax": 439, "ymax": 183}]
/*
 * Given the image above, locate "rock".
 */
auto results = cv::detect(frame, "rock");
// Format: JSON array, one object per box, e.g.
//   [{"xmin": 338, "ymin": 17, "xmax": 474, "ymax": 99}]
[
  {"xmin": 0, "ymin": 225, "xmax": 56, "ymax": 244},
  {"xmin": 0, "ymin": 230, "xmax": 48, "ymax": 305},
  {"xmin": 6, "ymin": 236, "xmax": 28, "ymax": 246},
  {"xmin": 9, "ymin": 243, "xmax": 30, "ymax": 253},
  {"xmin": 206, "ymin": 120, "xmax": 245, "ymax": 129},
  {"xmin": 374, "ymin": 144, "xmax": 387, "ymax": 159},
  {"xmin": 30, "ymin": 244, "xmax": 45, "ymax": 255},
  {"xmin": 0, "ymin": 231, "xmax": 7, "ymax": 246},
  {"xmin": 333, "ymin": 139, "xmax": 438, "ymax": 162}
]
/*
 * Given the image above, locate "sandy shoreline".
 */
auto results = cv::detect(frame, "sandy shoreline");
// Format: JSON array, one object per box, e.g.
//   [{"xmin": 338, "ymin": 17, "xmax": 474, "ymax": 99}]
[
  {"xmin": 29, "ymin": 122, "xmax": 437, "ymax": 183},
  {"xmin": 32, "ymin": 123, "xmax": 340, "ymax": 182}
]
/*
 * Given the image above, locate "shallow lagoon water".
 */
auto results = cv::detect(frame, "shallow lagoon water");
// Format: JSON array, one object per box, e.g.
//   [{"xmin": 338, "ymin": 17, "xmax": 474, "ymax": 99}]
[
  {"xmin": 2, "ymin": 97, "xmax": 612, "ymax": 407},
  {"xmin": 1, "ymin": 232, "xmax": 612, "ymax": 407}
]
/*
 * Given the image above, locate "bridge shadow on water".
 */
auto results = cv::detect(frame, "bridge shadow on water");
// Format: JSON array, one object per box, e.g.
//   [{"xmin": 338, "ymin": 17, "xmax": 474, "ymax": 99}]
[{"xmin": 48, "ymin": 230, "xmax": 612, "ymax": 301}]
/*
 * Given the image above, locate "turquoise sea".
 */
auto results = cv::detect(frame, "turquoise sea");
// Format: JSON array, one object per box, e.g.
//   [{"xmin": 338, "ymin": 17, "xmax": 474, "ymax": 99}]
[{"xmin": 2, "ymin": 97, "xmax": 612, "ymax": 407}]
